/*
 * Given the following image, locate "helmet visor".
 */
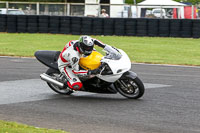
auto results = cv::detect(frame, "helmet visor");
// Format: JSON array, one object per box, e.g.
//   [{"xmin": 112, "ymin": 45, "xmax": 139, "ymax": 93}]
[{"xmin": 80, "ymin": 42, "xmax": 93, "ymax": 56}]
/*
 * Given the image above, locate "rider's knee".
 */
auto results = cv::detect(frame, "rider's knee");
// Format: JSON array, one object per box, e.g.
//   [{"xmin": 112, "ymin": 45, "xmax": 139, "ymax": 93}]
[{"xmin": 67, "ymin": 81, "xmax": 83, "ymax": 90}]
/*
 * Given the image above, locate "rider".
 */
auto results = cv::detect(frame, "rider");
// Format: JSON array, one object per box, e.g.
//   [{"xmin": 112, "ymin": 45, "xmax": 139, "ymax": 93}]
[{"xmin": 58, "ymin": 35, "xmax": 120, "ymax": 91}]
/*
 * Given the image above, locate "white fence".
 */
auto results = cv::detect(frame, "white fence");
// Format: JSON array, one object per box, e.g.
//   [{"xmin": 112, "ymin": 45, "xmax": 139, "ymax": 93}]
[{"xmin": 0, "ymin": 1, "xmax": 132, "ymax": 17}]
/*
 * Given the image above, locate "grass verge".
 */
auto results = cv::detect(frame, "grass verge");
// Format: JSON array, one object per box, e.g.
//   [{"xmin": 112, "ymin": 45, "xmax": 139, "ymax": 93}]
[
  {"xmin": 0, "ymin": 33, "xmax": 199, "ymax": 66},
  {"xmin": 0, "ymin": 120, "xmax": 67, "ymax": 133}
]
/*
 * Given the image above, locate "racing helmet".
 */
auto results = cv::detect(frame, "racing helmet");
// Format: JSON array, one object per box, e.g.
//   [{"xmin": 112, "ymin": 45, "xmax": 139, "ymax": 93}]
[{"xmin": 78, "ymin": 36, "xmax": 94, "ymax": 56}]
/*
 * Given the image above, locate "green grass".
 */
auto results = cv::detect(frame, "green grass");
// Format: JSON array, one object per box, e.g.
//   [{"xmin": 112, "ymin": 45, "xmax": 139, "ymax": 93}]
[
  {"xmin": 0, "ymin": 120, "xmax": 67, "ymax": 133},
  {"xmin": 0, "ymin": 33, "xmax": 200, "ymax": 66}
]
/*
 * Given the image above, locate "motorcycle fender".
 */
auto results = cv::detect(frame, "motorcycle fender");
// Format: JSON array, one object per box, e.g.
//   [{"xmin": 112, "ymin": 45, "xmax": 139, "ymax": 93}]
[{"xmin": 121, "ymin": 71, "xmax": 137, "ymax": 79}]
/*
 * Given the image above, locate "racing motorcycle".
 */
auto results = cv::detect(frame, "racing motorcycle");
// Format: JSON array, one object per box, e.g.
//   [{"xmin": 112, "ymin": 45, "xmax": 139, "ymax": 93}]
[{"xmin": 34, "ymin": 48, "xmax": 145, "ymax": 99}]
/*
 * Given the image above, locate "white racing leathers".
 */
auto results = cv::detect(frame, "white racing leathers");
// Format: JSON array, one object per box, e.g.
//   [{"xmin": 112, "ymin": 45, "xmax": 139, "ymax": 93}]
[
  {"xmin": 58, "ymin": 39, "xmax": 119, "ymax": 90},
  {"xmin": 58, "ymin": 40, "xmax": 87, "ymax": 90}
]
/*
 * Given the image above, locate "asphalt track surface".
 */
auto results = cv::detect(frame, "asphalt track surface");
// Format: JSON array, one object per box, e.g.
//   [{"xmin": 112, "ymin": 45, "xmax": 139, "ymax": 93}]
[{"xmin": 0, "ymin": 57, "xmax": 200, "ymax": 133}]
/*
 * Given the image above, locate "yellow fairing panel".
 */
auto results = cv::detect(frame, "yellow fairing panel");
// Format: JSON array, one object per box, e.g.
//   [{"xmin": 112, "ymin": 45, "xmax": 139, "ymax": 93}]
[{"xmin": 79, "ymin": 51, "xmax": 103, "ymax": 70}]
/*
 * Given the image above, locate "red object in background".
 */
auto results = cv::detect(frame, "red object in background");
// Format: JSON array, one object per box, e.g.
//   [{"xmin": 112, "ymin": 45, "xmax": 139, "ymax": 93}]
[
  {"xmin": 184, "ymin": 6, "xmax": 197, "ymax": 19},
  {"xmin": 173, "ymin": 6, "xmax": 197, "ymax": 19},
  {"xmin": 173, "ymin": 8, "xmax": 178, "ymax": 19}
]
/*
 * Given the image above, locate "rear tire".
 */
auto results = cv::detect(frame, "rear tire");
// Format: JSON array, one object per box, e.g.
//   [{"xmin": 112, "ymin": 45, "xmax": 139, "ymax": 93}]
[
  {"xmin": 46, "ymin": 68, "xmax": 73, "ymax": 95},
  {"xmin": 115, "ymin": 77, "xmax": 145, "ymax": 99}
]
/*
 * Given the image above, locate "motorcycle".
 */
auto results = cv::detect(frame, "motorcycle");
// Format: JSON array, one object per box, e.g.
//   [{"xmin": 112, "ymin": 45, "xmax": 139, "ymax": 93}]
[{"xmin": 34, "ymin": 48, "xmax": 145, "ymax": 99}]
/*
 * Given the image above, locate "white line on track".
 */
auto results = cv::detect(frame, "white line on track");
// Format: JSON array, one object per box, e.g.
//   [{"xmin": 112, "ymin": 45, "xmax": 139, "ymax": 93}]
[
  {"xmin": 0, "ymin": 79, "xmax": 171, "ymax": 105},
  {"xmin": 133, "ymin": 62, "xmax": 200, "ymax": 68}
]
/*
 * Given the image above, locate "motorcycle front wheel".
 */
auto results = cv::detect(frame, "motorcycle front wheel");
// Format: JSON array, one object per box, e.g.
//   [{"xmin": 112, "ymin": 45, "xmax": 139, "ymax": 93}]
[
  {"xmin": 114, "ymin": 77, "xmax": 145, "ymax": 99},
  {"xmin": 46, "ymin": 68, "xmax": 73, "ymax": 95}
]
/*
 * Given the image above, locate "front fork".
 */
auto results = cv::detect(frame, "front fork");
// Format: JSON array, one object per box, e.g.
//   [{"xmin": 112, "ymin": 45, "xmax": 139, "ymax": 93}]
[{"xmin": 113, "ymin": 71, "xmax": 137, "ymax": 90}]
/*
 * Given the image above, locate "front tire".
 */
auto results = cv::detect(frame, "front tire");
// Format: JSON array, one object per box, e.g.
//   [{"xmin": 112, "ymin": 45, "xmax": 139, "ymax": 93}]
[
  {"xmin": 115, "ymin": 77, "xmax": 145, "ymax": 99},
  {"xmin": 46, "ymin": 68, "xmax": 73, "ymax": 95}
]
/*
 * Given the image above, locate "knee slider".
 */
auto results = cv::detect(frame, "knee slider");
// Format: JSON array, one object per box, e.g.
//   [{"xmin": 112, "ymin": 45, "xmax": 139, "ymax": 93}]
[
  {"xmin": 67, "ymin": 82, "xmax": 83, "ymax": 90},
  {"xmin": 72, "ymin": 82, "xmax": 83, "ymax": 90}
]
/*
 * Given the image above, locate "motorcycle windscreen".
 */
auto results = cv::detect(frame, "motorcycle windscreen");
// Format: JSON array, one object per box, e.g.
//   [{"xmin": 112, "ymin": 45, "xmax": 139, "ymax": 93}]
[{"xmin": 79, "ymin": 51, "xmax": 103, "ymax": 70}]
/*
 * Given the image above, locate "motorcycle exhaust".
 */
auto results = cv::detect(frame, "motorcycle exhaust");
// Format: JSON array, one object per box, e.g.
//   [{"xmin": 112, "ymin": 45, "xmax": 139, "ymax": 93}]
[{"xmin": 40, "ymin": 73, "xmax": 64, "ymax": 88}]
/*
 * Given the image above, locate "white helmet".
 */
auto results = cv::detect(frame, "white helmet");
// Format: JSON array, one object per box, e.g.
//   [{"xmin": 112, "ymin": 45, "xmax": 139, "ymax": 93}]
[{"xmin": 78, "ymin": 36, "xmax": 94, "ymax": 56}]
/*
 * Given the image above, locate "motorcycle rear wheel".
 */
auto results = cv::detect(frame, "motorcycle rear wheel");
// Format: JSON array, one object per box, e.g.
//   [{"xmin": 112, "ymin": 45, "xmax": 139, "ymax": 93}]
[
  {"xmin": 115, "ymin": 77, "xmax": 145, "ymax": 99},
  {"xmin": 46, "ymin": 68, "xmax": 73, "ymax": 95}
]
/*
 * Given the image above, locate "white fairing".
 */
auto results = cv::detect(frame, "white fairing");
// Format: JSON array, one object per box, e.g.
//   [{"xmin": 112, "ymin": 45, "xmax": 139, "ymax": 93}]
[{"xmin": 97, "ymin": 49, "xmax": 131, "ymax": 82}]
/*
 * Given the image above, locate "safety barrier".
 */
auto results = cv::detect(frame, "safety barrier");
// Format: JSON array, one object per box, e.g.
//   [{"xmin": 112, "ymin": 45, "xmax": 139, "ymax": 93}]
[{"xmin": 0, "ymin": 14, "xmax": 200, "ymax": 38}]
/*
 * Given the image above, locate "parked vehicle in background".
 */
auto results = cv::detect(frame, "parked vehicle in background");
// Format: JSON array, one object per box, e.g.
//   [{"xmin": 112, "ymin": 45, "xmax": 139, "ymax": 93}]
[
  {"xmin": 152, "ymin": 8, "xmax": 167, "ymax": 18},
  {"xmin": 0, "ymin": 8, "xmax": 25, "ymax": 15},
  {"xmin": 146, "ymin": 10, "xmax": 152, "ymax": 16}
]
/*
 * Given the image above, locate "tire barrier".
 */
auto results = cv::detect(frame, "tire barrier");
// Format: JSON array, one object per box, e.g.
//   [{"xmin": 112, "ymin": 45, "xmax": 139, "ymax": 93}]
[
  {"xmin": 181, "ymin": 19, "xmax": 192, "ymax": 38},
  {"xmin": 159, "ymin": 19, "xmax": 170, "ymax": 37},
  {"xmin": 81, "ymin": 17, "xmax": 93, "ymax": 35},
  {"xmin": 0, "ymin": 14, "xmax": 200, "ymax": 38},
  {"xmin": 103, "ymin": 18, "xmax": 114, "ymax": 35},
  {"xmin": 125, "ymin": 18, "xmax": 136, "ymax": 36},
  {"xmin": 7, "ymin": 15, "xmax": 17, "ymax": 33},
  {"xmin": 17, "ymin": 15, "xmax": 27, "ymax": 33},
  {"xmin": 148, "ymin": 19, "xmax": 159, "ymax": 37},
  {"xmin": 93, "ymin": 18, "xmax": 103, "ymax": 35},
  {"xmin": 49, "ymin": 16, "xmax": 60, "ymax": 34},
  {"xmin": 27, "ymin": 15, "xmax": 38, "ymax": 33},
  {"xmin": 38, "ymin": 15, "xmax": 49, "ymax": 33},
  {"xmin": 114, "ymin": 18, "xmax": 125, "ymax": 36},
  {"xmin": 0, "ymin": 15, "xmax": 6, "ymax": 32},
  {"xmin": 60, "ymin": 16, "xmax": 70, "ymax": 34},
  {"xmin": 71, "ymin": 17, "xmax": 82, "ymax": 35},
  {"xmin": 170, "ymin": 19, "xmax": 181, "ymax": 37},
  {"xmin": 193, "ymin": 20, "xmax": 200, "ymax": 38},
  {"xmin": 136, "ymin": 19, "xmax": 147, "ymax": 36}
]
